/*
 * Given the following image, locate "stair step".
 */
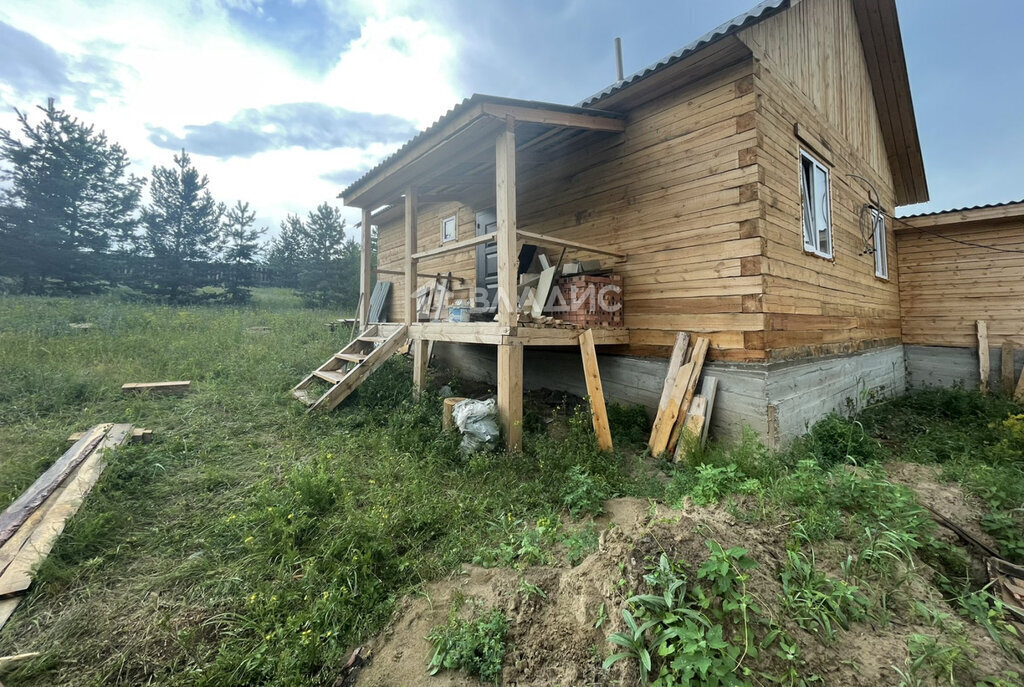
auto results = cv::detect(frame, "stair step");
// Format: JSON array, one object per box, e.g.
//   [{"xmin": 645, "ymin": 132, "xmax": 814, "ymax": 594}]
[
  {"xmin": 358, "ymin": 336, "xmax": 387, "ymax": 343},
  {"xmin": 335, "ymin": 352, "xmax": 368, "ymax": 363},
  {"xmin": 313, "ymin": 370, "xmax": 347, "ymax": 383}
]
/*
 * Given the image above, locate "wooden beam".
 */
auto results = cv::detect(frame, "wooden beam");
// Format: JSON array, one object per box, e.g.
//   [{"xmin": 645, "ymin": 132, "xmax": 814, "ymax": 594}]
[
  {"xmin": 977, "ymin": 320, "xmax": 990, "ymax": 394},
  {"xmin": 495, "ymin": 119, "xmax": 518, "ymax": 327},
  {"xmin": 649, "ymin": 362, "xmax": 694, "ymax": 456},
  {"xmin": 1002, "ymin": 342, "xmax": 1017, "ymax": 396},
  {"xmin": 480, "ymin": 102, "xmax": 626, "ymax": 132},
  {"xmin": 404, "ymin": 187, "xmax": 418, "ymax": 325},
  {"xmin": 376, "ymin": 268, "xmax": 465, "ymax": 285},
  {"xmin": 657, "ymin": 333, "xmax": 690, "ymax": 413},
  {"xmin": 517, "ymin": 230, "xmax": 626, "ymax": 260},
  {"xmin": 359, "ymin": 207, "xmax": 372, "ymax": 327},
  {"xmin": 497, "ymin": 341, "xmax": 523, "ymax": 452},
  {"xmin": 896, "ymin": 201, "xmax": 1024, "ymax": 230},
  {"xmin": 121, "ymin": 381, "xmax": 190, "ymax": 395},
  {"xmin": 411, "ymin": 232, "xmax": 494, "ymax": 261},
  {"xmin": 579, "ymin": 329, "xmax": 613, "ymax": 451},
  {"xmin": 412, "ymin": 338, "xmax": 429, "ymax": 399},
  {"xmin": 667, "ymin": 337, "xmax": 710, "ymax": 453}
]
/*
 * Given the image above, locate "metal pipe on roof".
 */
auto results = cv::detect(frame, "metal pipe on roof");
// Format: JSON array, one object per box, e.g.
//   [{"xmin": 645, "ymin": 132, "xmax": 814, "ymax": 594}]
[{"xmin": 614, "ymin": 37, "xmax": 624, "ymax": 82}]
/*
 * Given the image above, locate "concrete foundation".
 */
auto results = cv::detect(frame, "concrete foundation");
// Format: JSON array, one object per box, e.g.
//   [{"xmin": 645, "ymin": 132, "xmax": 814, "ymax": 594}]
[
  {"xmin": 905, "ymin": 344, "xmax": 1023, "ymax": 391},
  {"xmin": 431, "ymin": 342, "xmax": 907, "ymax": 446}
]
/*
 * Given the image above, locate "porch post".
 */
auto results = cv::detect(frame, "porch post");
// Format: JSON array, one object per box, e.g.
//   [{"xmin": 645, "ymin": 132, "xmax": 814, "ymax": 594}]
[
  {"xmin": 359, "ymin": 207, "xmax": 371, "ymax": 328},
  {"xmin": 404, "ymin": 187, "xmax": 418, "ymax": 325},
  {"xmin": 495, "ymin": 118, "xmax": 522, "ymax": 451}
]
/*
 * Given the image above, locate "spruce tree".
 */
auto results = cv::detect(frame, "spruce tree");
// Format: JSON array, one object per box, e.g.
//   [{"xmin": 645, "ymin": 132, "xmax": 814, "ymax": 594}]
[
  {"xmin": 143, "ymin": 150, "xmax": 224, "ymax": 301},
  {"xmin": 220, "ymin": 200, "xmax": 266, "ymax": 303},
  {"xmin": 0, "ymin": 101, "xmax": 144, "ymax": 292}
]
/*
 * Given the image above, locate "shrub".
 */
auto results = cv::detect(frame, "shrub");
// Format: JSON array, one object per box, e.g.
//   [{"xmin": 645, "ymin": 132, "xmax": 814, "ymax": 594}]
[
  {"xmin": 427, "ymin": 607, "xmax": 508, "ymax": 684},
  {"xmin": 561, "ymin": 465, "xmax": 612, "ymax": 518}
]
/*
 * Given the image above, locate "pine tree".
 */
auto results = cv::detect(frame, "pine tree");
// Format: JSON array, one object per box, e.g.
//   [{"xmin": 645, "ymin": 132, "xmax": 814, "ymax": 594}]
[
  {"xmin": 0, "ymin": 100, "xmax": 144, "ymax": 292},
  {"xmin": 220, "ymin": 200, "xmax": 266, "ymax": 303},
  {"xmin": 296, "ymin": 203, "xmax": 352, "ymax": 307},
  {"xmin": 143, "ymin": 150, "xmax": 224, "ymax": 301},
  {"xmin": 265, "ymin": 213, "xmax": 305, "ymax": 287}
]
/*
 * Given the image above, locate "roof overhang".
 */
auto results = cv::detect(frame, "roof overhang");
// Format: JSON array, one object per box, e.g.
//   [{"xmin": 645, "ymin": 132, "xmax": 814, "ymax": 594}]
[
  {"xmin": 340, "ymin": 95, "xmax": 626, "ymax": 210},
  {"xmin": 896, "ymin": 200, "xmax": 1024, "ymax": 230},
  {"xmin": 850, "ymin": 0, "xmax": 929, "ymax": 206}
]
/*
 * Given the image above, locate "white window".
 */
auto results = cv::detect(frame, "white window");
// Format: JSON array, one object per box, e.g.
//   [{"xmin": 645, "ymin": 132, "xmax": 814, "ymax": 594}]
[
  {"xmin": 800, "ymin": 150, "xmax": 833, "ymax": 258},
  {"xmin": 441, "ymin": 215, "xmax": 457, "ymax": 243},
  {"xmin": 872, "ymin": 208, "xmax": 888, "ymax": 279}
]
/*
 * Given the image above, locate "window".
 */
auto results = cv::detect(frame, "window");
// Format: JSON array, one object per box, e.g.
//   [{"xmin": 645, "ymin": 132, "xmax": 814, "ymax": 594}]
[
  {"xmin": 800, "ymin": 150, "xmax": 833, "ymax": 258},
  {"xmin": 872, "ymin": 208, "xmax": 888, "ymax": 279},
  {"xmin": 441, "ymin": 215, "xmax": 457, "ymax": 243}
]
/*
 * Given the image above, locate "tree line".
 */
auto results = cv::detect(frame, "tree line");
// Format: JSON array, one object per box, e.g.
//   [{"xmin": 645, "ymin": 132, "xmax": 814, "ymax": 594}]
[{"xmin": 0, "ymin": 101, "xmax": 362, "ymax": 306}]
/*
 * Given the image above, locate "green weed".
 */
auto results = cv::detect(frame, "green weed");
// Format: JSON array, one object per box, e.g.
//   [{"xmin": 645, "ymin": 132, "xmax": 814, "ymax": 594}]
[
  {"xmin": 779, "ymin": 549, "xmax": 868, "ymax": 642},
  {"xmin": 427, "ymin": 606, "xmax": 508, "ymax": 684}
]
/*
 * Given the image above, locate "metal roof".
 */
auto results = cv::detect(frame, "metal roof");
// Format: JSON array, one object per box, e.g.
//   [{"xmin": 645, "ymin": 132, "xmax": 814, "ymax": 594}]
[
  {"xmin": 899, "ymin": 199, "xmax": 1024, "ymax": 219},
  {"xmin": 340, "ymin": 94, "xmax": 625, "ymax": 203},
  {"xmin": 577, "ymin": 0, "xmax": 789, "ymax": 107}
]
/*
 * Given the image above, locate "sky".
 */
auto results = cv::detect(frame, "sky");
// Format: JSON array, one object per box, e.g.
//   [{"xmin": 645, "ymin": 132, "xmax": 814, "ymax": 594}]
[{"xmin": 0, "ymin": 0, "xmax": 1021, "ymax": 238}]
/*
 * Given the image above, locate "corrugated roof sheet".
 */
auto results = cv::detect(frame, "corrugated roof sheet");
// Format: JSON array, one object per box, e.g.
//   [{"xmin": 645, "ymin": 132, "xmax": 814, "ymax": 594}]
[
  {"xmin": 899, "ymin": 199, "xmax": 1024, "ymax": 219},
  {"xmin": 577, "ymin": 0, "xmax": 789, "ymax": 107},
  {"xmin": 341, "ymin": 94, "xmax": 624, "ymax": 202}
]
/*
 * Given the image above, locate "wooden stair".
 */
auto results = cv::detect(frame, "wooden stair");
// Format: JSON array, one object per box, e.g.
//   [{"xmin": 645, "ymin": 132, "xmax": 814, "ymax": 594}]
[{"xmin": 292, "ymin": 324, "xmax": 408, "ymax": 412}]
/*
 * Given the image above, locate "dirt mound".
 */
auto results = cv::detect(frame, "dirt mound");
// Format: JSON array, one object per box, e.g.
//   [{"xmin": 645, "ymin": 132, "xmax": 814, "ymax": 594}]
[{"xmin": 352, "ymin": 496, "xmax": 1022, "ymax": 686}]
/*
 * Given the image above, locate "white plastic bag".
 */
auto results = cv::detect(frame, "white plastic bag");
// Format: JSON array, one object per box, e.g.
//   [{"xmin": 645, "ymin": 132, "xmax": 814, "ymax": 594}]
[{"xmin": 452, "ymin": 398, "xmax": 499, "ymax": 453}]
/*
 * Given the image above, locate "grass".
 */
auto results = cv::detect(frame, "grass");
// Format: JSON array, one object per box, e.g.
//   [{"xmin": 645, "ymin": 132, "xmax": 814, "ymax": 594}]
[
  {"xmin": 1, "ymin": 291, "xmax": 1023, "ymax": 685},
  {"xmin": 0, "ymin": 289, "xmax": 656, "ymax": 686}
]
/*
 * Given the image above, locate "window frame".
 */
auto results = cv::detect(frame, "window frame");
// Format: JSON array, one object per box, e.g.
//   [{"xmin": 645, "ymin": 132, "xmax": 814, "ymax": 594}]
[
  {"xmin": 440, "ymin": 214, "xmax": 457, "ymax": 244},
  {"xmin": 872, "ymin": 207, "xmax": 888, "ymax": 280},
  {"xmin": 799, "ymin": 149, "xmax": 834, "ymax": 260}
]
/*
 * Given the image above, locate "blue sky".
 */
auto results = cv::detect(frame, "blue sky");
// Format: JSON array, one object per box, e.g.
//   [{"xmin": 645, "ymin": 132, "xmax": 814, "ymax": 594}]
[{"xmin": 0, "ymin": 0, "xmax": 1021, "ymax": 234}]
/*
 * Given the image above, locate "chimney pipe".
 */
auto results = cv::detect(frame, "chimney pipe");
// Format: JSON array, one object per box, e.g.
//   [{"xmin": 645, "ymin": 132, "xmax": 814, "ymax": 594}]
[{"xmin": 614, "ymin": 37, "xmax": 624, "ymax": 82}]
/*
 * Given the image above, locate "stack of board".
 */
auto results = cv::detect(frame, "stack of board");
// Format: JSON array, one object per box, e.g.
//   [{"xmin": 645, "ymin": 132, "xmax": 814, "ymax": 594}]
[
  {"xmin": 648, "ymin": 333, "xmax": 718, "ymax": 458},
  {"xmin": 0, "ymin": 424, "xmax": 134, "ymax": 634}
]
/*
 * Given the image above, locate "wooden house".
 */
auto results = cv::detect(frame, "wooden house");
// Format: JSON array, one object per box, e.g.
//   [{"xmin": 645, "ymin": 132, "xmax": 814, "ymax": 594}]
[
  {"xmin": 336, "ymin": 0, "xmax": 933, "ymax": 448},
  {"xmin": 897, "ymin": 201, "xmax": 1024, "ymax": 391}
]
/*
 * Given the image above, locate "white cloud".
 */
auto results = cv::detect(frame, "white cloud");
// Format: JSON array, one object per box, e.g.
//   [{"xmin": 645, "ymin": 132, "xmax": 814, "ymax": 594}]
[{"xmin": 0, "ymin": 0, "xmax": 460, "ymax": 235}]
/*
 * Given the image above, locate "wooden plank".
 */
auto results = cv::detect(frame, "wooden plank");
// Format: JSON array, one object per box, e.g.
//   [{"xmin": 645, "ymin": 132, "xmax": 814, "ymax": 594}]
[
  {"xmin": 360, "ymin": 207, "xmax": 372, "ymax": 326},
  {"xmin": 674, "ymin": 395, "xmax": 708, "ymax": 462},
  {"xmin": 0, "ymin": 425, "xmax": 110, "ymax": 548},
  {"xmin": 698, "ymin": 376, "xmax": 719, "ymax": 446},
  {"xmin": 517, "ymin": 230, "xmax": 627, "ymax": 260},
  {"xmin": 579, "ymin": 330, "xmax": 613, "ymax": 451},
  {"xmin": 411, "ymin": 232, "xmax": 494, "ymax": 261},
  {"xmin": 1001, "ymin": 342, "xmax": 1016, "ymax": 396},
  {"xmin": 480, "ymin": 102, "xmax": 626, "ymax": 132},
  {"xmin": 412, "ymin": 339, "xmax": 429, "ymax": 399},
  {"xmin": 531, "ymin": 266, "xmax": 557, "ymax": 319},
  {"xmin": 404, "ymin": 187, "xmax": 418, "ymax": 325},
  {"xmin": 978, "ymin": 320, "xmax": 990, "ymax": 394},
  {"xmin": 667, "ymin": 337, "xmax": 710, "ymax": 453},
  {"xmin": 0, "ymin": 597, "xmax": 20, "ymax": 633},
  {"xmin": 443, "ymin": 397, "xmax": 469, "ymax": 431},
  {"xmin": 495, "ymin": 119, "xmax": 518, "ymax": 327},
  {"xmin": 497, "ymin": 341, "xmax": 524, "ymax": 452},
  {"xmin": 0, "ymin": 652, "xmax": 40, "ymax": 666},
  {"xmin": 657, "ymin": 333, "xmax": 690, "ymax": 413},
  {"xmin": 648, "ymin": 361, "xmax": 694, "ymax": 456},
  {"xmin": 0, "ymin": 424, "xmax": 132, "ymax": 598},
  {"xmin": 120, "ymin": 381, "xmax": 190, "ymax": 395}
]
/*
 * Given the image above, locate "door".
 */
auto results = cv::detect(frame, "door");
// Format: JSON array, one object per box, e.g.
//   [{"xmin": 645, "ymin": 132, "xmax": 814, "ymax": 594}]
[{"xmin": 474, "ymin": 209, "xmax": 498, "ymax": 316}]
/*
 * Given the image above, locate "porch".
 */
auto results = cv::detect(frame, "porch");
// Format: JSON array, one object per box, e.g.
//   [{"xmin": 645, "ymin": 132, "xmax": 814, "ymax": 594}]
[{"xmin": 344, "ymin": 95, "xmax": 632, "ymax": 450}]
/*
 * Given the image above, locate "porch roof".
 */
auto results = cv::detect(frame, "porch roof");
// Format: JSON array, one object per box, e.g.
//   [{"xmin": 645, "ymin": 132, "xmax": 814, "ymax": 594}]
[{"xmin": 339, "ymin": 94, "xmax": 626, "ymax": 210}]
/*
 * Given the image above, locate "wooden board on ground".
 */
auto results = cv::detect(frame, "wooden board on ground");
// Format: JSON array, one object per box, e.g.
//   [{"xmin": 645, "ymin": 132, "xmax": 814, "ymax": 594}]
[
  {"xmin": 1001, "ymin": 342, "xmax": 1016, "ymax": 396},
  {"xmin": 579, "ymin": 329, "xmax": 613, "ymax": 451},
  {"xmin": 0, "ymin": 425, "xmax": 110, "ymax": 548},
  {"xmin": 0, "ymin": 424, "xmax": 132, "ymax": 599},
  {"xmin": 121, "ymin": 381, "xmax": 191, "ymax": 395},
  {"xmin": 977, "ymin": 320, "xmax": 989, "ymax": 394}
]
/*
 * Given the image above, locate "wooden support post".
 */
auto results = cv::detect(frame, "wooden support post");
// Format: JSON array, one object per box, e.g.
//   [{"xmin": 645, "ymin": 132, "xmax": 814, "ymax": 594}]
[
  {"xmin": 359, "ymin": 207, "xmax": 372, "ymax": 327},
  {"xmin": 1001, "ymin": 341, "xmax": 1016, "ymax": 396},
  {"xmin": 497, "ymin": 341, "xmax": 523, "ymax": 452},
  {"xmin": 412, "ymin": 338, "xmax": 429, "ymax": 399},
  {"xmin": 495, "ymin": 118, "xmax": 518, "ymax": 327},
  {"xmin": 404, "ymin": 188, "xmax": 418, "ymax": 325},
  {"xmin": 579, "ymin": 329, "xmax": 613, "ymax": 451},
  {"xmin": 443, "ymin": 397, "xmax": 469, "ymax": 431},
  {"xmin": 977, "ymin": 320, "xmax": 990, "ymax": 394}
]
